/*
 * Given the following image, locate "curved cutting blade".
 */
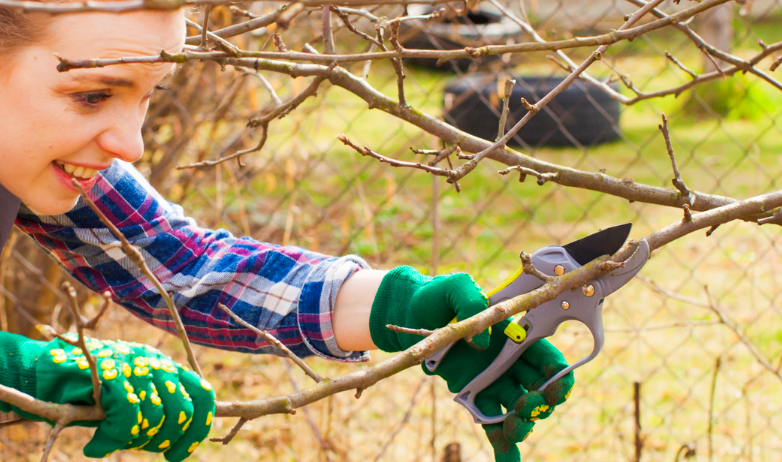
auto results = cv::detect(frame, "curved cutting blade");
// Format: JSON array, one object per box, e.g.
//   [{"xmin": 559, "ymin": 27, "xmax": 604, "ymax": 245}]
[{"xmin": 562, "ymin": 223, "xmax": 632, "ymax": 266}]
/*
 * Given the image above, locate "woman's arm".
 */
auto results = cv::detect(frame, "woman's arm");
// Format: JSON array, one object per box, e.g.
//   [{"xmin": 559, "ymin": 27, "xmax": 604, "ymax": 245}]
[
  {"xmin": 332, "ymin": 269, "xmax": 385, "ymax": 351},
  {"xmin": 15, "ymin": 161, "xmax": 370, "ymax": 362}
]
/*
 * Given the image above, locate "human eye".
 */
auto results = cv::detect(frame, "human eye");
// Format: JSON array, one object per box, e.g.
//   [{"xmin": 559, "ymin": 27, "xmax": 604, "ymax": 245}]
[{"xmin": 72, "ymin": 91, "xmax": 113, "ymax": 107}]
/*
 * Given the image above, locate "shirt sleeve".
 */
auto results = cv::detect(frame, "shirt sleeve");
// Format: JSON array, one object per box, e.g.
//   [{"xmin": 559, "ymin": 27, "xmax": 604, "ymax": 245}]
[{"xmin": 14, "ymin": 161, "xmax": 370, "ymax": 363}]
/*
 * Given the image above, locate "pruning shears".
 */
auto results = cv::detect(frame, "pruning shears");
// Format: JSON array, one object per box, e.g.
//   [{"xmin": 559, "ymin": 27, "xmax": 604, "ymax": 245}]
[{"xmin": 424, "ymin": 223, "xmax": 650, "ymax": 425}]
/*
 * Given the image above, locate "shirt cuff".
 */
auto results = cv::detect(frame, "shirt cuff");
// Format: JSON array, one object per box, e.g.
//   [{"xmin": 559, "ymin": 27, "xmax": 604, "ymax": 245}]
[{"xmin": 297, "ymin": 255, "xmax": 371, "ymax": 363}]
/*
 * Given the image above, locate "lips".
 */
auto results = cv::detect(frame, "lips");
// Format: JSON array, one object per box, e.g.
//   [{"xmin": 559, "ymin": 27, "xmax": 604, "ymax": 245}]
[
  {"xmin": 54, "ymin": 160, "xmax": 98, "ymax": 180},
  {"xmin": 52, "ymin": 161, "xmax": 102, "ymax": 192}
]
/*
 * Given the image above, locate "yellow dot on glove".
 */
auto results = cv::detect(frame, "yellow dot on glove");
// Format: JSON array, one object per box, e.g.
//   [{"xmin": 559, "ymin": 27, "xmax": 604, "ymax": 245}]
[
  {"xmin": 131, "ymin": 425, "xmax": 139, "ymax": 436},
  {"xmin": 158, "ymin": 440, "xmax": 170, "ymax": 450},
  {"xmin": 139, "ymin": 390, "xmax": 146, "ymax": 401},
  {"xmin": 182, "ymin": 416, "xmax": 193, "ymax": 432},
  {"xmin": 165, "ymin": 380, "xmax": 177, "ymax": 394},
  {"xmin": 134, "ymin": 366, "xmax": 149, "ymax": 376},
  {"xmin": 206, "ymin": 411, "xmax": 213, "ymax": 426},
  {"xmin": 52, "ymin": 355, "xmax": 67, "ymax": 364},
  {"xmin": 71, "ymin": 348, "xmax": 83, "ymax": 356},
  {"xmin": 188, "ymin": 442, "xmax": 199, "ymax": 453},
  {"xmin": 77, "ymin": 360, "xmax": 90, "ymax": 369},
  {"xmin": 124, "ymin": 381, "xmax": 135, "ymax": 393},
  {"xmin": 178, "ymin": 411, "xmax": 186, "ymax": 424},
  {"xmin": 200, "ymin": 379, "xmax": 213, "ymax": 391},
  {"xmin": 123, "ymin": 363, "xmax": 132, "ymax": 378},
  {"xmin": 540, "ymin": 405, "xmax": 550, "ymax": 412},
  {"xmin": 127, "ymin": 393, "xmax": 140, "ymax": 404},
  {"xmin": 49, "ymin": 349, "xmax": 65, "ymax": 356},
  {"xmin": 138, "ymin": 411, "xmax": 143, "ymax": 424},
  {"xmin": 133, "ymin": 357, "xmax": 148, "ymax": 367},
  {"xmin": 103, "ymin": 369, "xmax": 118, "ymax": 380},
  {"xmin": 141, "ymin": 418, "xmax": 149, "ymax": 430},
  {"xmin": 151, "ymin": 393, "xmax": 162, "ymax": 406},
  {"xmin": 149, "ymin": 358, "xmax": 161, "ymax": 370},
  {"xmin": 147, "ymin": 427, "xmax": 159, "ymax": 437},
  {"xmin": 564, "ymin": 386, "xmax": 573, "ymax": 401},
  {"xmin": 179, "ymin": 382, "xmax": 190, "ymax": 400},
  {"xmin": 97, "ymin": 349, "xmax": 113, "ymax": 358},
  {"xmin": 115, "ymin": 344, "xmax": 130, "ymax": 354},
  {"xmin": 101, "ymin": 359, "xmax": 115, "ymax": 370}
]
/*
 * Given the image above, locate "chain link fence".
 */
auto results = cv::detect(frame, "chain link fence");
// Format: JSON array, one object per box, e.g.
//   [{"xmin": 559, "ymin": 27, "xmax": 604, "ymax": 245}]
[{"xmin": 3, "ymin": 1, "xmax": 782, "ymax": 460}]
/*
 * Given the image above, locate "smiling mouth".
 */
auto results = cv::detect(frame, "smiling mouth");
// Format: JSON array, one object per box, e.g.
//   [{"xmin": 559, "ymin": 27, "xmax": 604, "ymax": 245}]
[{"xmin": 54, "ymin": 161, "xmax": 98, "ymax": 180}]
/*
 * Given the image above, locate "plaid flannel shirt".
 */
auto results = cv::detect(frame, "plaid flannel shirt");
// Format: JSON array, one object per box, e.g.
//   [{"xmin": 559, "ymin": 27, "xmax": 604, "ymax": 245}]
[{"xmin": 15, "ymin": 161, "xmax": 370, "ymax": 363}]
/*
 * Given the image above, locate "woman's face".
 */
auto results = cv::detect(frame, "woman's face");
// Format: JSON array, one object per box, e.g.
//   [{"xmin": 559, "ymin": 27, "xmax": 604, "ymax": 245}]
[{"xmin": 0, "ymin": 11, "xmax": 185, "ymax": 214}]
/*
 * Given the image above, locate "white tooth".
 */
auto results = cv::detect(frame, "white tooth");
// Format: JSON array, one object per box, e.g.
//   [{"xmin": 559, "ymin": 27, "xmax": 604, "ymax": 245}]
[
  {"xmin": 83, "ymin": 168, "xmax": 96, "ymax": 179},
  {"xmin": 73, "ymin": 166, "xmax": 85, "ymax": 177},
  {"xmin": 63, "ymin": 163, "xmax": 76, "ymax": 174}
]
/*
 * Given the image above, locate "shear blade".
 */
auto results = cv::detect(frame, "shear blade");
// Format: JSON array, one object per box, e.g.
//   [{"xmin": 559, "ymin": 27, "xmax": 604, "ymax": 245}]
[{"xmin": 562, "ymin": 223, "xmax": 632, "ymax": 266}]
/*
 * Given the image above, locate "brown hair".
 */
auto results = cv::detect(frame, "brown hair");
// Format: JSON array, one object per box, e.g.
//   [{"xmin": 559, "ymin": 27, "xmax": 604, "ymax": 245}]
[{"xmin": 0, "ymin": 8, "xmax": 49, "ymax": 57}]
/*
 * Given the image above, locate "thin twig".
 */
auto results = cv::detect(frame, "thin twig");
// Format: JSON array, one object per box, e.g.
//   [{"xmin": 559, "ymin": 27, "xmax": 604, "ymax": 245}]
[
  {"xmin": 385, "ymin": 324, "xmax": 434, "ymax": 337},
  {"xmin": 520, "ymin": 251, "xmax": 553, "ymax": 282},
  {"xmin": 330, "ymin": 6, "xmax": 384, "ymax": 47},
  {"xmin": 665, "ymin": 51, "xmax": 698, "ymax": 79},
  {"xmin": 61, "ymin": 281, "xmax": 102, "ymax": 407},
  {"xmin": 283, "ymin": 362, "xmax": 335, "ymax": 454},
  {"xmin": 322, "ymin": 5, "xmax": 336, "ymax": 54},
  {"xmin": 40, "ymin": 421, "xmax": 65, "ymax": 462},
  {"xmin": 498, "ymin": 166, "xmax": 560, "ymax": 185},
  {"xmin": 634, "ymin": 381, "xmax": 642, "ymax": 462},
  {"xmin": 389, "ymin": 20, "xmax": 407, "ymax": 107},
  {"xmin": 707, "ymin": 356, "xmax": 721, "ymax": 462},
  {"xmin": 0, "ymin": 417, "xmax": 26, "ymax": 429},
  {"xmin": 210, "ymin": 417, "xmax": 248, "ymax": 444},
  {"xmin": 200, "ymin": 6, "xmax": 213, "ymax": 49},
  {"xmin": 374, "ymin": 378, "xmax": 427, "ymax": 461},
  {"xmin": 186, "ymin": 18, "xmax": 240, "ymax": 55},
  {"xmin": 703, "ymin": 286, "xmax": 782, "ymax": 384},
  {"xmin": 658, "ymin": 114, "xmax": 693, "ymax": 206},
  {"xmin": 756, "ymin": 208, "xmax": 782, "ymax": 225},
  {"xmin": 497, "ymin": 78, "xmax": 516, "ymax": 141},
  {"xmin": 71, "ymin": 180, "xmax": 203, "ymax": 377},
  {"xmin": 217, "ymin": 303, "xmax": 323, "ymax": 383},
  {"xmin": 84, "ymin": 291, "xmax": 113, "ymax": 330},
  {"xmin": 338, "ymin": 134, "xmax": 452, "ymax": 176}
]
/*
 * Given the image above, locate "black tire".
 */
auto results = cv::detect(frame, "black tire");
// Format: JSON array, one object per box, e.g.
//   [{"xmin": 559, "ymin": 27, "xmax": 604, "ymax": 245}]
[
  {"xmin": 398, "ymin": 4, "xmax": 522, "ymax": 72},
  {"xmin": 443, "ymin": 74, "xmax": 621, "ymax": 147}
]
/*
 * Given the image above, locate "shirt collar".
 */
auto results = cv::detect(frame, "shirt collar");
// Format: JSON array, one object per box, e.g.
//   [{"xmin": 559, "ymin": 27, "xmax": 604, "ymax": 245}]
[{"xmin": 0, "ymin": 183, "xmax": 21, "ymax": 252}]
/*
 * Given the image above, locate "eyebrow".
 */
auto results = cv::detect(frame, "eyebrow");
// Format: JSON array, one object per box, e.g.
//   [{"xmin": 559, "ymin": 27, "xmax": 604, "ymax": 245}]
[{"xmin": 67, "ymin": 67, "xmax": 177, "ymax": 88}]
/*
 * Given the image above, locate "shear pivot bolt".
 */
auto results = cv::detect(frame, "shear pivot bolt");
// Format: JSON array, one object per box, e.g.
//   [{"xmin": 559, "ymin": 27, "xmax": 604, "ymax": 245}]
[
  {"xmin": 582, "ymin": 284, "xmax": 595, "ymax": 297},
  {"xmin": 554, "ymin": 265, "xmax": 565, "ymax": 276},
  {"xmin": 561, "ymin": 301, "xmax": 570, "ymax": 310}
]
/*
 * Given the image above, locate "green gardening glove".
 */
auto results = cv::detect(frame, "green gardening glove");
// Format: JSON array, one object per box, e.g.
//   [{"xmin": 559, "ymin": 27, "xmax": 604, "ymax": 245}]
[
  {"xmin": 0, "ymin": 331, "xmax": 215, "ymax": 461},
  {"xmin": 369, "ymin": 266, "xmax": 575, "ymax": 462}
]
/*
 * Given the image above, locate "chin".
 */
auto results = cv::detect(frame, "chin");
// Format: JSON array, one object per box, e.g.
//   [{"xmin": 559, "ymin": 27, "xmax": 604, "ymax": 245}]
[{"xmin": 25, "ymin": 197, "xmax": 80, "ymax": 216}]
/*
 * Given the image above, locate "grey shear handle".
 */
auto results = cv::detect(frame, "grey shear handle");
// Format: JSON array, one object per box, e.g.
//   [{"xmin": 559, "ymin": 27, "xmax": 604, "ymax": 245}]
[
  {"xmin": 425, "ymin": 245, "xmax": 582, "ymax": 372},
  {"xmin": 454, "ymin": 294, "xmax": 606, "ymax": 425},
  {"xmin": 443, "ymin": 239, "xmax": 650, "ymax": 425}
]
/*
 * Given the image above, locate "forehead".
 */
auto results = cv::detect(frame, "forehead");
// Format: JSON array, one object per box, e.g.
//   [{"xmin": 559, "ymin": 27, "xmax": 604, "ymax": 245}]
[
  {"xmin": 46, "ymin": 11, "xmax": 183, "ymax": 59},
  {"xmin": 42, "ymin": 11, "xmax": 185, "ymax": 84}
]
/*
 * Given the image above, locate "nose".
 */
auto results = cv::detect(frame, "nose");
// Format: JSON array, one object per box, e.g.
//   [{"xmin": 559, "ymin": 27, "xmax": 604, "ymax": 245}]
[{"xmin": 95, "ymin": 105, "xmax": 146, "ymax": 163}]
